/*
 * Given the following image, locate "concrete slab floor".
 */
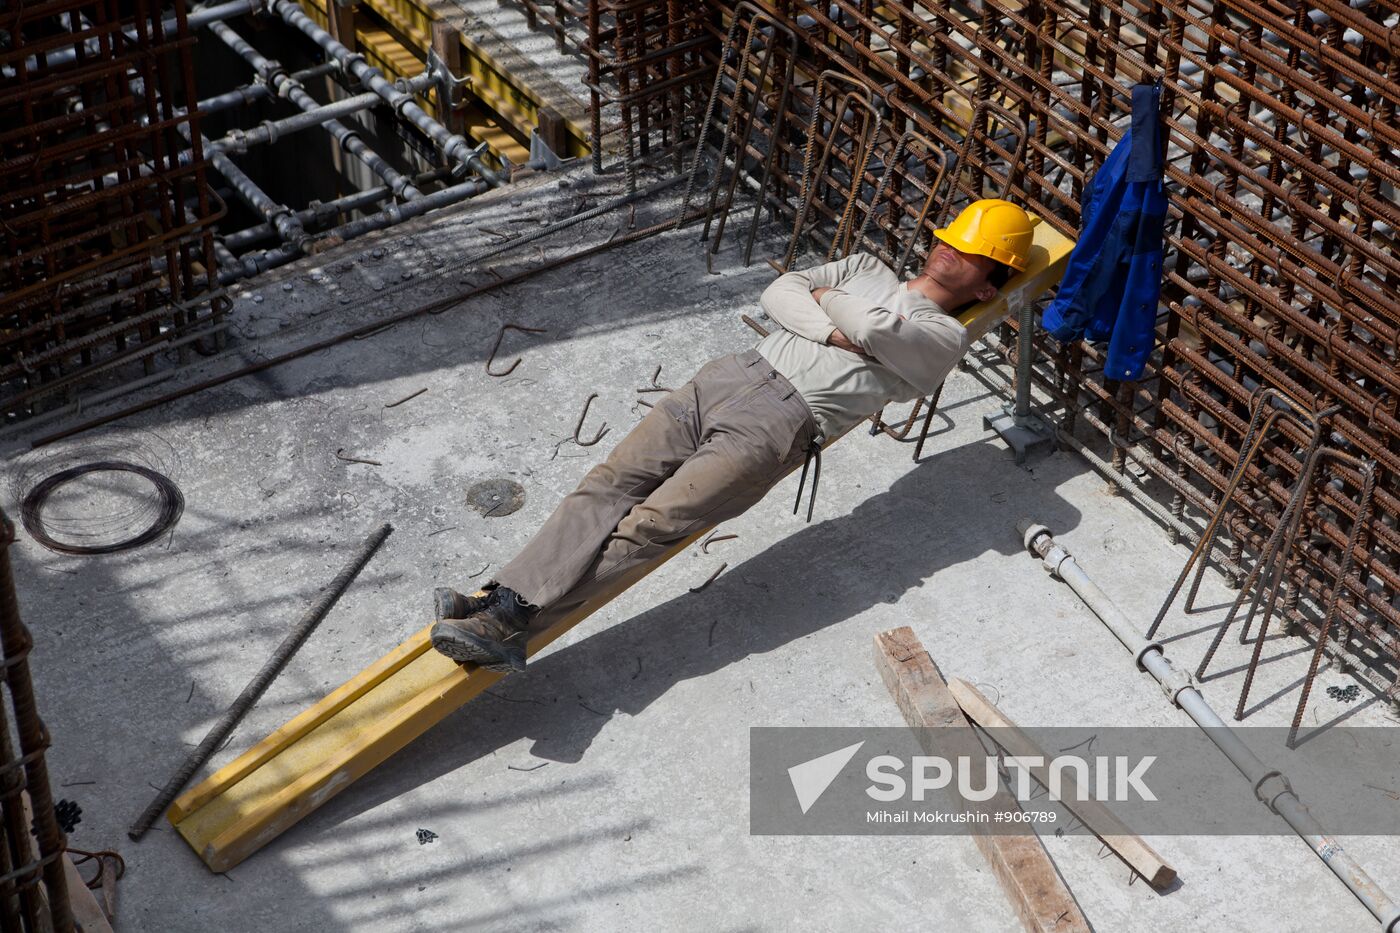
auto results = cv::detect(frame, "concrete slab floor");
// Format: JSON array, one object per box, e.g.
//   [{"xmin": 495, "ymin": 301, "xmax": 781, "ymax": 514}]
[{"xmin": 5, "ymin": 166, "xmax": 1399, "ymax": 932}]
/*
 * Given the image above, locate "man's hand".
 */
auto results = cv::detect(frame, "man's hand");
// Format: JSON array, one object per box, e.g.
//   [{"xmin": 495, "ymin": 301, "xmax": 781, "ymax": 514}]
[
  {"xmin": 811, "ymin": 287, "xmax": 867, "ymax": 355},
  {"xmin": 826, "ymin": 328, "xmax": 867, "ymax": 355}
]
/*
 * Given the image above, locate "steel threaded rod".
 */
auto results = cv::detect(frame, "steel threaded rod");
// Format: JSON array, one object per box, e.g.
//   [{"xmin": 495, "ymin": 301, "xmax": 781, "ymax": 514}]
[{"xmin": 128, "ymin": 522, "xmax": 393, "ymax": 840}]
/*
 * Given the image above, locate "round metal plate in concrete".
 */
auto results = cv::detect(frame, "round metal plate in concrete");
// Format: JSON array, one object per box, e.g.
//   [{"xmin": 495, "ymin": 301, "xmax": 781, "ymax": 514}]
[{"xmin": 465, "ymin": 478, "xmax": 525, "ymax": 517}]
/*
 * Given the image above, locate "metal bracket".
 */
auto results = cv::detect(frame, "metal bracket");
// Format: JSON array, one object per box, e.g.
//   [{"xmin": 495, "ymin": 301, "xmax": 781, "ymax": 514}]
[
  {"xmin": 983, "ymin": 402, "xmax": 1057, "ymax": 464},
  {"xmin": 1150, "ymin": 657, "xmax": 1196, "ymax": 704},
  {"xmin": 426, "ymin": 48, "xmax": 471, "ymax": 113},
  {"xmin": 529, "ymin": 128, "xmax": 564, "ymax": 170}
]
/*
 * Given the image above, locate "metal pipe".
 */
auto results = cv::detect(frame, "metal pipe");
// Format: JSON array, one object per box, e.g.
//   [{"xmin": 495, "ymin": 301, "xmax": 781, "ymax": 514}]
[
  {"xmin": 12, "ymin": 0, "xmax": 260, "ymax": 73},
  {"xmin": 1017, "ymin": 521, "xmax": 1400, "ymax": 932},
  {"xmin": 220, "ymin": 170, "xmax": 450, "ymax": 252},
  {"xmin": 124, "ymin": 70, "xmax": 307, "ymax": 249},
  {"xmin": 195, "ymin": 130, "xmax": 309, "ymax": 249},
  {"xmin": 206, "ymin": 21, "xmax": 423, "ymax": 199},
  {"xmin": 218, "ymin": 176, "xmax": 493, "ymax": 282},
  {"xmin": 208, "ymin": 89, "xmax": 385, "ymax": 151},
  {"xmin": 1013, "ymin": 291, "xmax": 1035, "ymax": 420},
  {"xmin": 222, "ymin": 167, "xmax": 682, "ymax": 281},
  {"xmin": 181, "ymin": 63, "xmax": 341, "ymax": 119},
  {"xmin": 128, "ymin": 523, "xmax": 393, "ymax": 840},
  {"xmin": 268, "ymin": 0, "xmax": 505, "ymax": 186}
]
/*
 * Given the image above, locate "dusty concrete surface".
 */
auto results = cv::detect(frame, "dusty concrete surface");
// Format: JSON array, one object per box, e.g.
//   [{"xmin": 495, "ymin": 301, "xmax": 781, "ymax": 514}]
[{"xmin": 5, "ymin": 165, "xmax": 1398, "ymax": 932}]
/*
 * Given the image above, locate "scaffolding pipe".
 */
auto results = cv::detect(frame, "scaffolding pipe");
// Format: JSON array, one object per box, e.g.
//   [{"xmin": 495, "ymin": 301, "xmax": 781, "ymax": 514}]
[
  {"xmin": 206, "ymin": 21, "xmax": 423, "ymax": 198},
  {"xmin": 121, "ymin": 72, "xmax": 307, "ymax": 249},
  {"xmin": 191, "ymin": 62, "xmax": 340, "ymax": 118},
  {"xmin": 1016, "ymin": 521, "xmax": 1400, "ymax": 932},
  {"xmin": 192, "ymin": 128, "xmax": 309, "ymax": 248},
  {"xmin": 217, "ymin": 175, "xmax": 497, "ymax": 283},
  {"xmin": 206, "ymin": 86, "xmax": 402, "ymax": 152},
  {"xmin": 267, "ymin": 0, "xmax": 506, "ymax": 186},
  {"xmin": 1013, "ymin": 293, "xmax": 1035, "ymax": 420},
  {"xmin": 221, "ymin": 169, "xmax": 450, "ymax": 252},
  {"xmin": 221, "ymin": 168, "xmax": 679, "ymax": 278}
]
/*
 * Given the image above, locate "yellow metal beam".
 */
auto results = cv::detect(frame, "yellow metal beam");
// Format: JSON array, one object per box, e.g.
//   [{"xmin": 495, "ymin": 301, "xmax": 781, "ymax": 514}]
[{"xmin": 167, "ymin": 226, "xmax": 1075, "ymax": 871}]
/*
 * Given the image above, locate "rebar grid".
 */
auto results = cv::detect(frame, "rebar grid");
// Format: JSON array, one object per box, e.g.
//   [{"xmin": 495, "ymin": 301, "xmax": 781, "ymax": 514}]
[
  {"xmin": 0, "ymin": 510, "xmax": 72, "ymax": 932},
  {"xmin": 506, "ymin": 0, "xmax": 714, "ymax": 184},
  {"xmin": 1, "ymin": 0, "xmax": 226, "ymax": 424},
  {"xmin": 666, "ymin": 0, "xmax": 1400, "ymax": 698}
]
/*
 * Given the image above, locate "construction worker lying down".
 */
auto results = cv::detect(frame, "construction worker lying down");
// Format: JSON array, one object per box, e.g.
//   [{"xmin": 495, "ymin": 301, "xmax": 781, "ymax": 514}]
[{"xmin": 429, "ymin": 198, "xmax": 1034, "ymax": 673}]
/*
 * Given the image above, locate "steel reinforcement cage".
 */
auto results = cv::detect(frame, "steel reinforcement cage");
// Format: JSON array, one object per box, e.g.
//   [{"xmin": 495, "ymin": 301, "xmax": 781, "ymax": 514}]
[
  {"xmin": 569, "ymin": 0, "xmax": 1400, "ymax": 703},
  {"xmin": 1, "ymin": 0, "xmax": 227, "ymax": 425}
]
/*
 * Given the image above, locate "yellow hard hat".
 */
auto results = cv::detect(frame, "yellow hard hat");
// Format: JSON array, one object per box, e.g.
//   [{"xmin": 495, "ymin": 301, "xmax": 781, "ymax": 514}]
[{"xmin": 933, "ymin": 198, "xmax": 1034, "ymax": 271}]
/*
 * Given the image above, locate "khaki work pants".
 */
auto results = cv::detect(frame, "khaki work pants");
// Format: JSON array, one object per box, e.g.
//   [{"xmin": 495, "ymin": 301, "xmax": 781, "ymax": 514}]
[{"xmin": 494, "ymin": 348, "xmax": 820, "ymax": 631}]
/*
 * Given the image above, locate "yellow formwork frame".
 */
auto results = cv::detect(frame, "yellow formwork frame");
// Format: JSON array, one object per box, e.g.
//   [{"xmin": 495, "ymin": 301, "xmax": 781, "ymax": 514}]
[
  {"xmin": 169, "ymin": 221, "xmax": 1076, "ymax": 872},
  {"xmin": 299, "ymin": 0, "xmax": 590, "ymax": 161}
]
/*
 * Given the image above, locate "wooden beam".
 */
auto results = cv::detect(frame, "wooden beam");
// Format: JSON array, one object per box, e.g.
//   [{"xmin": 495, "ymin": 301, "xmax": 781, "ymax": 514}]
[
  {"xmin": 327, "ymin": 0, "xmax": 358, "ymax": 55},
  {"xmin": 62, "ymin": 853, "xmax": 114, "ymax": 933},
  {"xmin": 873, "ymin": 627, "xmax": 1091, "ymax": 933},
  {"xmin": 948, "ymin": 678, "xmax": 1178, "ymax": 890},
  {"xmin": 430, "ymin": 19, "xmax": 465, "ymax": 135}
]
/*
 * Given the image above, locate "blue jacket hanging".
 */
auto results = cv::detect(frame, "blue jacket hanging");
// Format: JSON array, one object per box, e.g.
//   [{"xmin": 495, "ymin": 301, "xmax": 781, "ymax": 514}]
[{"xmin": 1042, "ymin": 82, "xmax": 1167, "ymax": 381}]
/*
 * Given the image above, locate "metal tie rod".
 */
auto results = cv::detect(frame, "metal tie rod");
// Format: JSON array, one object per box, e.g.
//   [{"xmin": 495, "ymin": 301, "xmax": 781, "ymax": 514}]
[
  {"xmin": 128, "ymin": 523, "xmax": 394, "ymax": 840},
  {"xmin": 1016, "ymin": 519, "xmax": 1400, "ymax": 932}
]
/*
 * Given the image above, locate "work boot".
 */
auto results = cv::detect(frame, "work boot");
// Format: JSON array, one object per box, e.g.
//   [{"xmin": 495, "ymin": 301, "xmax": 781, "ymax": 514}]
[
  {"xmin": 433, "ymin": 586, "xmax": 492, "ymax": 624},
  {"xmin": 430, "ymin": 585, "xmax": 538, "ymax": 673}
]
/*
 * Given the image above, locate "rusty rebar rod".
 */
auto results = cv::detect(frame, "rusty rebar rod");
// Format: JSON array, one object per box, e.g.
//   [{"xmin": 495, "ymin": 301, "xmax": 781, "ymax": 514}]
[{"xmin": 128, "ymin": 523, "xmax": 393, "ymax": 840}]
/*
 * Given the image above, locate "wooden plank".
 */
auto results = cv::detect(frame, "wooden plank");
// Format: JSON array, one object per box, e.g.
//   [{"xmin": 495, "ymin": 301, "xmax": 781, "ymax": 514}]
[
  {"xmin": 948, "ymin": 678, "xmax": 1178, "ymax": 890},
  {"xmin": 62, "ymin": 852, "xmax": 114, "ymax": 933},
  {"xmin": 327, "ymin": 0, "xmax": 358, "ymax": 55},
  {"xmin": 431, "ymin": 19, "xmax": 466, "ymax": 135},
  {"xmin": 873, "ymin": 627, "xmax": 1091, "ymax": 933}
]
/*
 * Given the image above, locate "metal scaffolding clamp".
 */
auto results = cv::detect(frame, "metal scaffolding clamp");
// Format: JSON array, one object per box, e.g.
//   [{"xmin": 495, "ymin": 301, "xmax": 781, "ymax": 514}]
[
  {"xmin": 1150, "ymin": 657, "xmax": 1196, "ymax": 705},
  {"xmin": 426, "ymin": 47, "xmax": 472, "ymax": 105},
  {"xmin": 1252, "ymin": 769, "xmax": 1296, "ymax": 816}
]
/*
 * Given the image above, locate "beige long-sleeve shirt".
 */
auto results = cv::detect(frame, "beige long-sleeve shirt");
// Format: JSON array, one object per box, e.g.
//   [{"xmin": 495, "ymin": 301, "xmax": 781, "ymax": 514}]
[{"xmin": 755, "ymin": 252, "xmax": 971, "ymax": 440}]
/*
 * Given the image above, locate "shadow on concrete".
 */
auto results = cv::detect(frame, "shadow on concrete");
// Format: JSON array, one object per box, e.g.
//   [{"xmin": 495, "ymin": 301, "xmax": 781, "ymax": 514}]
[
  {"xmin": 3, "ymin": 198, "xmax": 785, "ymax": 449},
  {"xmin": 298, "ymin": 439, "xmax": 1083, "ymax": 837}
]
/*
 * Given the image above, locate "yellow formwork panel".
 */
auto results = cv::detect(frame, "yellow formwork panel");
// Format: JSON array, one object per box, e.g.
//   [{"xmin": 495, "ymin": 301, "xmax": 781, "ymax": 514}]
[
  {"xmin": 302, "ymin": 0, "xmax": 589, "ymax": 158},
  {"xmin": 963, "ymin": 217, "xmax": 1077, "ymax": 344},
  {"xmin": 297, "ymin": 0, "xmax": 554, "ymax": 164},
  {"xmin": 364, "ymin": 0, "xmax": 535, "ymax": 144},
  {"xmin": 170, "ymin": 542, "xmax": 708, "ymax": 872},
  {"xmin": 361, "ymin": 0, "xmax": 589, "ymax": 157},
  {"xmin": 360, "ymin": 27, "xmax": 430, "ymax": 93},
  {"xmin": 357, "ymin": 23, "xmax": 532, "ymax": 165},
  {"xmin": 168, "ymin": 228, "xmax": 1075, "ymax": 872}
]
